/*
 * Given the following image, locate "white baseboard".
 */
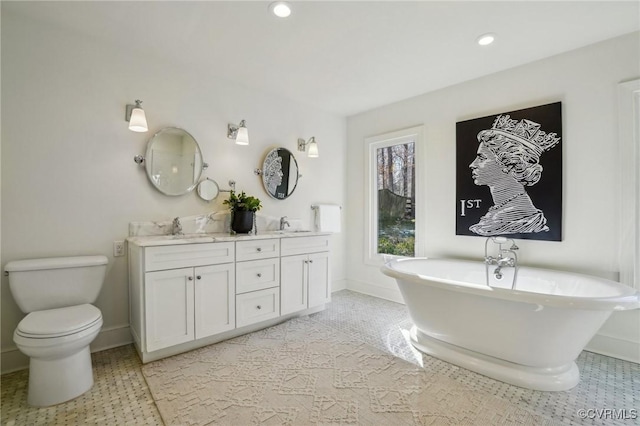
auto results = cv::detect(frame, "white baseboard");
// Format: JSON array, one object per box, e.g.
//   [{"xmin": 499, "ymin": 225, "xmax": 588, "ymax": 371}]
[
  {"xmin": 332, "ymin": 279, "xmax": 348, "ymax": 292},
  {"xmin": 90, "ymin": 324, "xmax": 133, "ymax": 352},
  {"xmin": 1, "ymin": 348, "xmax": 29, "ymax": 375},
  {"xmin": 585, "ymin": 332, "xmax": 640, "ymax": 364},
  {"xmin": 346, "ymin": 278, "xmax": 404, "ymax": 304},
  {"xmin": 1, "ymin": 324, "xmax": 132, "ymax": 374}
]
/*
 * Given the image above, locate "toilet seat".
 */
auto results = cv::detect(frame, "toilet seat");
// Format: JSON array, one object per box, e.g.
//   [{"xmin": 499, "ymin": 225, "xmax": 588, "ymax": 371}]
[{"xmin": 16, "ymin": 304, "xmax": 102, "ymax": 338}]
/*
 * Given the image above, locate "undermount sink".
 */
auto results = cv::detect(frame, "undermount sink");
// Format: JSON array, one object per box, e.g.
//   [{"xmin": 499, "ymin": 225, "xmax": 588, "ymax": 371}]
[
  {"xmin": 269, "ymin": 230, "xmax": 312, "ymax": 235},
  {"xmin": 155, "ymin": 234, "xmax": 216, "ymax": 241}
]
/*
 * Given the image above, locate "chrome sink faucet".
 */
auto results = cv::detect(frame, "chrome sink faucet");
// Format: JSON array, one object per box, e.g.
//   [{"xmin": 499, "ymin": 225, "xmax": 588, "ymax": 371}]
[
  {"xmin": 279, "ymin": 216, "xmax": 290, "ymax": 231},
  {"xmin": 171, "ymin": 217, "xmax": 183, "ymax": 236}
]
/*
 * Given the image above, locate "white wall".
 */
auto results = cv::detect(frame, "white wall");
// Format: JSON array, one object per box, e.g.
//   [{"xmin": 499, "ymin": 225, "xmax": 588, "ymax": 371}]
[
  {"xmin": 346, "ymin": 32, "xmax": 640, "ymax": 362},
  {"xmin": 1, "ymin": 10, "xmax": 347, "ymax": 372}
]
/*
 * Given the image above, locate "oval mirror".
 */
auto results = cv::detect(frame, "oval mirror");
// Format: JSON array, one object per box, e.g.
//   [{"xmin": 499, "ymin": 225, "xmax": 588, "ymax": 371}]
[
  {"xmin": 144, "ymin": 127, "xmax": 203, "ymax": 196},
  {"xmin": 197, "ymin": 178, "xmax": 220, "ymax": 202},
  {"xmin": 261, "ymin": 147, "xmax": 299, "ymax": 200}
]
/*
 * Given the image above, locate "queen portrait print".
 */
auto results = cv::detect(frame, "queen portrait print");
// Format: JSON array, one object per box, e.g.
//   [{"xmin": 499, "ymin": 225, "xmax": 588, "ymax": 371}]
[{"xmin": 456, "ymin": 102, "xmax": 562, "ymax": 241}]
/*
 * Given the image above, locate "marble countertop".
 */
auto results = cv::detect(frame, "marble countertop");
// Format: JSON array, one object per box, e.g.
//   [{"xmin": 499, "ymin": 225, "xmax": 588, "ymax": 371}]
[{"xmin": 127, "ymin": 231, "xmax": 330, "ymax": 247}]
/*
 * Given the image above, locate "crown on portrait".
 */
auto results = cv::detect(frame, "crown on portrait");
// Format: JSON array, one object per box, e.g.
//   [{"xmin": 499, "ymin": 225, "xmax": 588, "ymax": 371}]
[{"xmin": 487, "ymin": 115, "xmax": 560, "ymax": 156}]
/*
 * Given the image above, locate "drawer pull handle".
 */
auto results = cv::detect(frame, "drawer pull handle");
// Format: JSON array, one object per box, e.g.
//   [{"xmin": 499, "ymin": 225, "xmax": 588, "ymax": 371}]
[
  {"xmin": 196, "ymin": 275, "xmax": 202, "ymax": 280},
  {"xmin": 257, "ymin": 273, "xmax": 262, "ymax": 278},
  {"xmin": 188, "ymin": 276, "xmax": 193, "ymax": 281},
  {"xmin": 309, "ymin": 260, "xmax": 313, "ymax": 263},
  {"xmin": 256, "ymin": 305, "xmax": 262, "ymax": 310},
  {"xmin": 256, "ymin": 247, "xmax": 262, "ymax": 252}
]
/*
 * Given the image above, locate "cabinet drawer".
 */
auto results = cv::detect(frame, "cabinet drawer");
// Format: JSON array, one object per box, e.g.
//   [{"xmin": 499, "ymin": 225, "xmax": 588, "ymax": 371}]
[
  {"xmin": 236, "ymin": 239, "xmax": 280, "ymax": 261},
  {"xmin": 236, "ymin": 287, "xmax": 280, "ymax": 328},
  {"xmin": 145, "ymin": 242, "xmax": 234, "ymax": 272},
  {"xmin": 236, "ymin": 258, "xmax": 280, "ymax": 294},
  {"xmin": 280, "ymin": 235, "xmax": 330, "ymax": 256}
]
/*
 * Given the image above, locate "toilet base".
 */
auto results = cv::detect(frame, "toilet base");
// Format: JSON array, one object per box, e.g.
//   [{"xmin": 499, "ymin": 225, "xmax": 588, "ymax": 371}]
[{"xmin": 28, "ymin": 346, "xmax": 94, "ymax": 407}]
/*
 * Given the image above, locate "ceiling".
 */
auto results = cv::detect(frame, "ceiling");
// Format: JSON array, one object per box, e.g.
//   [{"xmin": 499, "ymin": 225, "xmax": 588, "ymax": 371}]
[{"xmin": 4, "ymin": 1, "xmax": 639, "ymax": 116}]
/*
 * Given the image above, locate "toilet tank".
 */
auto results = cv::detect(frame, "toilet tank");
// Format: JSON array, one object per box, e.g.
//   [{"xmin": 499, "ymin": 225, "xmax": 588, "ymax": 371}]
[{"xmin": 5, "ymin": 255, "xmax": 109, "ymax": 313}]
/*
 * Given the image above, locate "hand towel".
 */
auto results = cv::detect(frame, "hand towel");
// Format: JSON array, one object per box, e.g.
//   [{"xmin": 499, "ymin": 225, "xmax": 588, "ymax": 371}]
[{"xmin": 315, "ymin": 204, "xmax": 341, "ymax": 233}]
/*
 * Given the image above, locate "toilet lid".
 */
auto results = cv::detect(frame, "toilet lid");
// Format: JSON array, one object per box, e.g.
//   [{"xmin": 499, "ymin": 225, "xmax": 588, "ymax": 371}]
[{"xmin": 17, "ymin": 304, "xmax": 102, "ymax": 338}]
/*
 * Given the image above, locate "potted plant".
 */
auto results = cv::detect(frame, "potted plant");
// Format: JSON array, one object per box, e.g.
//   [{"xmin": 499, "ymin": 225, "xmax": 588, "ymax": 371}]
[{"xmin": 223, "ymin": 190, "xmax": 262, "ymax": 234}]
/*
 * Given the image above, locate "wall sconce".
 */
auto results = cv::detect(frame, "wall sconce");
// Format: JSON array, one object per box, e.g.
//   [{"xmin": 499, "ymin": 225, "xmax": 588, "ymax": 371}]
[
  {"xmin": 298, "ymin": 137, "xmax": 319, "ymax": 158},
  {"xmin": 227, "ymin": 119, "xmax": 249, "ymax": 145},
  {"xmin": 125, "ymin": 99, "xmax": 148, "ymax": 132}
]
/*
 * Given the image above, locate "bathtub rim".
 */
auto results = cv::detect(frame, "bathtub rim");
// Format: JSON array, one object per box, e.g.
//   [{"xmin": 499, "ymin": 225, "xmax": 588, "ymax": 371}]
[{"xmin": 381, "ymin": 257, "xmax": 640, "ymax": 311}]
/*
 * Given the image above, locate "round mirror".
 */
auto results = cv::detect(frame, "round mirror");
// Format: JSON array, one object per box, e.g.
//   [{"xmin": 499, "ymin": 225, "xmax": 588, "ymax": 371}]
[
  {"xmin": 144, "ymin": 127, "xmax": 203, "ymax": 196},
  {"xmin": 197, "ymin": 178, "xmax": 220, "ymax": 202},
  {"xmin": 261, "ymin": 147, "xmax": 299, "ymax": 200}
]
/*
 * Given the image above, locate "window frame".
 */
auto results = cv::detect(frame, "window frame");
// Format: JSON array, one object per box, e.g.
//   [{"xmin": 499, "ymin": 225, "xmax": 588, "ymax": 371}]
[
  {"xmin": 364, "ymin": 125, "xmax": 424, "ymax": 266},
  {"xmin": 618, "ymin": 79, "xmax": 640, "ymax": 290}
]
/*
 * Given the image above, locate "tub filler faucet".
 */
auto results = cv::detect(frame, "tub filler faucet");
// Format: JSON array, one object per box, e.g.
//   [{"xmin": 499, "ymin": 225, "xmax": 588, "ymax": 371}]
[{"xmin": 484, "ymin": 236, "xmax": 519, "ymax": 288}]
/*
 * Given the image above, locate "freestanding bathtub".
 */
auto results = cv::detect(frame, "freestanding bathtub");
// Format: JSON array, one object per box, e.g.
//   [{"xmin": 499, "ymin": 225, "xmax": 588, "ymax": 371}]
[{"xmin": 381, "ymin": 257, "xmax": 640, "ymax": 391}]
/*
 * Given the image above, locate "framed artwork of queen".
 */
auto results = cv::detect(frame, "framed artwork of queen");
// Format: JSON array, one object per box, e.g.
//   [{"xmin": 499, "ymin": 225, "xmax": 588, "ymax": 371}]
[{"xmin": 456, "ymin": 102, "xmax": 562, "ymax": 241}]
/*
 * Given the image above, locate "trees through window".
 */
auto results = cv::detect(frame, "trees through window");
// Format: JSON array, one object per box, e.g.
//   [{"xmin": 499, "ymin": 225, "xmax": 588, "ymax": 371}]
[{"xmin": 376, "ymin": 142, "xmax": 415, "ymax": 256}]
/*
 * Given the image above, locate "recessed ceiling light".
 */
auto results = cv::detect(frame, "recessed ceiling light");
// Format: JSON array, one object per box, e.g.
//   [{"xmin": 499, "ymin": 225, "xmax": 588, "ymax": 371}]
[
  {"xmin": 269, "ymin": 2, "xmax": 292, "ymax": 18},
  {"xmin": 477, "ymin": 33, "xmax": 496, "ymax": 46}
]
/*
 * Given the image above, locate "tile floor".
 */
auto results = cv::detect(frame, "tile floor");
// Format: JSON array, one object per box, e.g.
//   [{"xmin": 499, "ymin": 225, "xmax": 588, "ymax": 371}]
[
  {"xmin": 309, "ymin": 291, "xmax": 640, "ymax": 426},
  {"xmin": 1, "ymin": 290, "xmax": 638, "ymax": 425}
]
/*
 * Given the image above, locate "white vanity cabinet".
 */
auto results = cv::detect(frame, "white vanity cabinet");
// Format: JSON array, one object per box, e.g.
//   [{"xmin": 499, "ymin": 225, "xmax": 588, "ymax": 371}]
[
  {"xmin": 128, "ymin": 232, "xmax": 330, "ymax": 363},
  {"xmin": 129, "ymin": 242, "xmax": 235, "ymax": 354},
  {"xmin": 280, "ymin": 235, "xmax": 331, "ymax": 315}
]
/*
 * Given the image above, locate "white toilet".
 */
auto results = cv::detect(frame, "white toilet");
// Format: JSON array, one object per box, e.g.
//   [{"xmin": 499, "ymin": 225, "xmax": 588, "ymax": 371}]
[{"xmin": 5, "ymin": 255, "xmax": 108, "ymax": 407}]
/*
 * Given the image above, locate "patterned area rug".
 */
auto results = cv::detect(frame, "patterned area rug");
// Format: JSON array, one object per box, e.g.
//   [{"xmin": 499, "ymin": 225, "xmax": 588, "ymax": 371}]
[{"xmin": 142, "ymin": 317, "xmax": 557, "ymax": 425}]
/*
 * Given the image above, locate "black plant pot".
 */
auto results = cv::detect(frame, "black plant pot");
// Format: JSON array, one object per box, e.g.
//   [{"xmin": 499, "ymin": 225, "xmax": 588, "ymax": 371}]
[{"xmin": 232, "ymin": 210, "xmax": 254, "ymax": 234}]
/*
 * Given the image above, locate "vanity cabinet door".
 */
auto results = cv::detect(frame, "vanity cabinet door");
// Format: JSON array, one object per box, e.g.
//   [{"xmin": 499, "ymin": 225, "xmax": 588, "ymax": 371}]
[
  {"xmin": 194, "ymin": 264, "xmax": 235, "ymax": 339},
  {"xmin": 308, "ymin": 251, "xmax": 331, "ymax": 308},
  {"xmin": 281, "ymin": 251, "xmax": 330, "ymax": 315},
  {"xmin": 145, "ymin": 268, "xmax": 195, "ymax": 352},
  {"xmin": 280, "ymin": 254, "xmax": 308, "ymax": 315}
]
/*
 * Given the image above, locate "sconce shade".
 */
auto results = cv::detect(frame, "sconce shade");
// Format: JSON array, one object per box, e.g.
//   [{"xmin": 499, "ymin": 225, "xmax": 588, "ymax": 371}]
[
  {"xmin": 297, "ymin": 136, "xmax": 319, "ymax": 158},
  {"xmin": 307, "ymin": 137, "xmax": 319, "ymax": 157},
  {"xmin": 228, "ymin": 119, "xmax": 249, "ymax": 145},
  {"xmin": 235, "ymin": 126, "xmax": 249, "ymax": 145},
  {"xmin": 126, "ymin": 99, "xmax": 148, "ymax": 132},
  {"xmin": 129, "ymin": 108, "xmax": 148, "ymax": 132}
]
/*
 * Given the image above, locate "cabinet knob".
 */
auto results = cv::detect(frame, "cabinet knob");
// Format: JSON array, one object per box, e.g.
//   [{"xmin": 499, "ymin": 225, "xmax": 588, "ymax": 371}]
[
  {"xmin": 309, "ymin": 260, "xmax": 314, "ymax": 263},
  {"xmin": 188, "ymin": 276, "xmax": 193, "ymax": 281},
  {"xmin": 196, "ymin": 275, "xmax": 202, "ymax": 280},
  {"xmin": 257, "ymin": 273, "xmax": 262, "ymax": 278},
  {"xmin": 256, "ymin": 305, "xmax": 262, "ymax": 310},
  {"xmin": 256, "ymin": 247, "xmax": 262, "ymax": 252}
]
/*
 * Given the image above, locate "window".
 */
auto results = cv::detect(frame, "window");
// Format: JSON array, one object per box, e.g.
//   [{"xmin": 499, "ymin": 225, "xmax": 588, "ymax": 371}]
[{"xmin": 365, "ymin": 126, "xmax": 423, "ymax": 265}]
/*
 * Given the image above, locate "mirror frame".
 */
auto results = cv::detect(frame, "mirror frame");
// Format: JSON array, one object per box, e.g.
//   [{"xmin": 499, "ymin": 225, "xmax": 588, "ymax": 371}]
[
  {"xmin": 197, "ymin": 178, "xmax": 220, "ymax": 202},
  {"xmin": 261, "ymin": 147, "xmax": 300, "ymax": 200},
  {"xmin": 144, "ymin": 127, "xmax": 204, "ymax": 196}
]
